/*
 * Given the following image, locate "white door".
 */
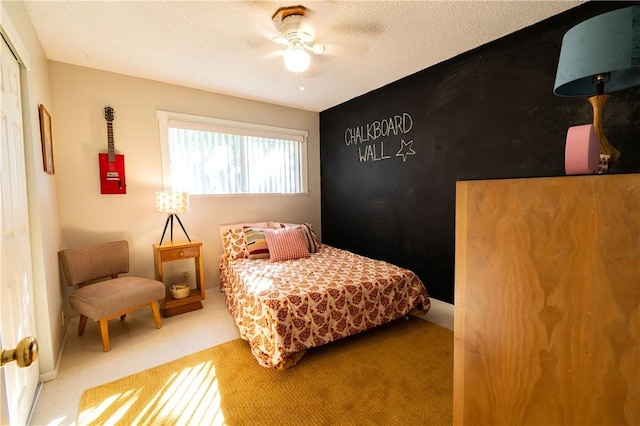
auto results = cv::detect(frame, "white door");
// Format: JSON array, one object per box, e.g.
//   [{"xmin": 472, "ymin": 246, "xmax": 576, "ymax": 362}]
[{"xmin": 0, "ymin": 35, "xmax": 40, "ymax": 425}]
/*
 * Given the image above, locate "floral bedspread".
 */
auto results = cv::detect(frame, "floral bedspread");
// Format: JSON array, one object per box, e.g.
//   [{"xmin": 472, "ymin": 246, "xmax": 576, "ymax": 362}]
[{"xmin": 219, "ymin": 245, "xmax": 430, "ymax": 368}]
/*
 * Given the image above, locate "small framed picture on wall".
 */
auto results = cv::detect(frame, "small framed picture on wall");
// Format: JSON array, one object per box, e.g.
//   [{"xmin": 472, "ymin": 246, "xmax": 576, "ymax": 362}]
[{"xmin": 39, "ymin": 104, "xmax": 54, "ymax": 174}]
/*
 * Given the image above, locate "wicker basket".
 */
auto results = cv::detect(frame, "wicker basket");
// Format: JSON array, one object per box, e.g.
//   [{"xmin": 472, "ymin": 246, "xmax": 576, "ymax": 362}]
[{"xmin": 170, "ymin": 284, "xmax": 191, "ymax": 299}]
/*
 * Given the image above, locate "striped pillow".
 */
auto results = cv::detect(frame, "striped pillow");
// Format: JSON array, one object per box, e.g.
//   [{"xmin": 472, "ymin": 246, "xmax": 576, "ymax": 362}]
[
  {"xmin": 302, "ymin": 223, "xmax": 321, "ymax": 251},
  {"xmin": 264, "ymin": 226, "xmax": 310, "ymax": 262},
  {"xmin": 243, "ymin": 227, "xmax": 270, "ymax": 259}
]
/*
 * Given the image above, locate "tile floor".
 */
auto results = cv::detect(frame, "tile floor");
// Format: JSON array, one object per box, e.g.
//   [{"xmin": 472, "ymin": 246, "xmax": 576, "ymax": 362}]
[{"xmin": 29, "ymin": 289, "xmax": 240, "ymax": 426}]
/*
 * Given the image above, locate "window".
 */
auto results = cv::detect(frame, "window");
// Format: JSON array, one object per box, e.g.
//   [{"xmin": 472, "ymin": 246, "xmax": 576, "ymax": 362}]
[{"xmin": 156, "ymin": 111, "xmax": 308, "ymax": 195}]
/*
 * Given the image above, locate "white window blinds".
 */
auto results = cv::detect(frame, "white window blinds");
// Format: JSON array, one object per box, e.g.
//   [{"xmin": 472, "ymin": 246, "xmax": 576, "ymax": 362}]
[{"xmin": 157, "ymin": 111, "xmax": 308, "ymax": 195}]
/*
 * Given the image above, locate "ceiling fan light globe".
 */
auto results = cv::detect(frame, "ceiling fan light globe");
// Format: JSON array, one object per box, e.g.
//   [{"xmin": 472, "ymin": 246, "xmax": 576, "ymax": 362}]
[{"xmin": 283, "ymin": 47, "xmax": 311, "ymax": 73}]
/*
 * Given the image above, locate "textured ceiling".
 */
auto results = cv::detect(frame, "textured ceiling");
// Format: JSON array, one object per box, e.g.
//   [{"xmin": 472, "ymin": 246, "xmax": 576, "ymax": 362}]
[{"xmin": 23, "ymin": 1, "xmax": 585, "ymax": 112}]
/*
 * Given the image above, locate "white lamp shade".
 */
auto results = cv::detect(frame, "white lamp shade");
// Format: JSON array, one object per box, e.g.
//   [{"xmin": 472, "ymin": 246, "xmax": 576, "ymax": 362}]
[
  {"xmin": 554, "ymin": 6, "xmax": 640, "ymax": 96},
  {"xmin": 283, "ymin": 45, "xmax": 311, "ymax": 73},
  {"xmin": 155, "ymin": 192, "xmax": 189, "ymax": 214}
]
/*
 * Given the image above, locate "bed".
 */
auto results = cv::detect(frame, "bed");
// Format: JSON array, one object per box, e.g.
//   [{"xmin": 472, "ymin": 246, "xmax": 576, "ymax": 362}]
[{"xmin": 218, "ymin": 222, "xmax": 430, "ymax": 369}]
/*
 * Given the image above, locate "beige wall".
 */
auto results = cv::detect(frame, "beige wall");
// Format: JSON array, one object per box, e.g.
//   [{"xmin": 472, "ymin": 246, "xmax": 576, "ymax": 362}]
[
  {"xmin": 49, "ymin": 61, "xmax": 320, "ymax": 302},
  {"xmin": 3, "ymin": 1, "xmax": 319, "ymax": 381},
  {"xmin": 1, "ymin": 1, "xmax": 64, "ymax": 378}
]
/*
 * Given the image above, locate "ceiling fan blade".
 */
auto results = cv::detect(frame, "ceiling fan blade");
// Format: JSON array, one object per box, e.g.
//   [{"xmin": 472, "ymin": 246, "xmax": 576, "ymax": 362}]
[
  {"xmin": 310, "ymin": 43, "xmax": 325, "ymax": 55},
  {"xmin": 321, "ymin": 42, "xmax": 370, "ymax": 57},
  {"xmin": 329, "ymin": 20, "xmax": 385, "ymax": 37},
  {"xmin": 272, "ymin": 36, "xmax": 289, "ymax": 46}
]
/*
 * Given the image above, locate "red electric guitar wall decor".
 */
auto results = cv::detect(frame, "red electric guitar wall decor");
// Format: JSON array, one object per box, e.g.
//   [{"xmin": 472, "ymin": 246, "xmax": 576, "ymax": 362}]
[{"xmin": 99, "ymin": 106, "xmax": 126, "ymax": 194}]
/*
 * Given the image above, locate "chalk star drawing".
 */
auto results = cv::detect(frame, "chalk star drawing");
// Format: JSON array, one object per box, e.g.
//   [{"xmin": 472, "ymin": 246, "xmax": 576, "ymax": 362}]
[{"xmin": 396, "ymin": 139, "xmax": 416, "ymax": 162}]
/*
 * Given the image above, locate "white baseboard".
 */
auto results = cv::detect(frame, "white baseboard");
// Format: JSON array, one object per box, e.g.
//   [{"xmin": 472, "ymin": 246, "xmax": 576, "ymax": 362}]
[
  {"xmin": 39, "ymin": 324, "xmax": 69, "ymax": 382},
  {"xmin": 417, "ymin": 297, "xmax": 454, "ymax": 330}
]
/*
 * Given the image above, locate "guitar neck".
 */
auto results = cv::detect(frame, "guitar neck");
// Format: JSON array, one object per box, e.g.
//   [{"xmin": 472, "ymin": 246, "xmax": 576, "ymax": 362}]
[{"xmin": 107, "ymin": 122, "xmax": 115, "ymax": 162}]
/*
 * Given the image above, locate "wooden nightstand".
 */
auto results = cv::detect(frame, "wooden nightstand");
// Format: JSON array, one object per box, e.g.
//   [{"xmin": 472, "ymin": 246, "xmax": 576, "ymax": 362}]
[{"xmin": 153, "ymin": 240, "xmax": 205, "ymax": 317}]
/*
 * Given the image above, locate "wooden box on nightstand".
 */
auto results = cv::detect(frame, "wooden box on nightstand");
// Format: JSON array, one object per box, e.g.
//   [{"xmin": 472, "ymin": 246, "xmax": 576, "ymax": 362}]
[{"xmin": 153, "ymin": 240, "xmax": 205, "ymax": 317}]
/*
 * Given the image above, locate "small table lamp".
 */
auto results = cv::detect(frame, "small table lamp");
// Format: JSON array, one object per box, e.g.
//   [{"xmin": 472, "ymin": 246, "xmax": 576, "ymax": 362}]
[
  {"xmin": 554, "ymin": 5, "xmax": 640, "ymax": 169},
  {"xmin": 156, "ymin": 191, "xmax": 191, "ymax": 245}
]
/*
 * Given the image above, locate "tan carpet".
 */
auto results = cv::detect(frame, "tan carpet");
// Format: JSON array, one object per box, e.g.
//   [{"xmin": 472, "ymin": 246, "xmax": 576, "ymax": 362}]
[{"xmin": 78, "ymin": 317, "xmax": 453, "ymax": 425}]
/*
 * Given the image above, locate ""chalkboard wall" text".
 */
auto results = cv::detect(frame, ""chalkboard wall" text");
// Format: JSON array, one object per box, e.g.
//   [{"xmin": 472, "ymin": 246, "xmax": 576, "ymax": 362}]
[{"xmin": 344, "ymin": 112, "xmax": 416, "ymax": 163}]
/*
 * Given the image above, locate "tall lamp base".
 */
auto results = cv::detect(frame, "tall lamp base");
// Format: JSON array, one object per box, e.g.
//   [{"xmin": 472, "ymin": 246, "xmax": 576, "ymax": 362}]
[
  {"xmin": 159, "ymin": 214, "xmax": 192, "ymax": 245},
  {"xmin": 588, "ymin": 94, "xmax": 620, "ymax": 164}
]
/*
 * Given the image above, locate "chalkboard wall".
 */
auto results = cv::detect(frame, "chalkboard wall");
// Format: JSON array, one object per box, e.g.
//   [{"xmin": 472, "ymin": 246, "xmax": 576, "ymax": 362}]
[{"xmin": 319, "ymin": 2, "xmax": 640, "ymax": 304}]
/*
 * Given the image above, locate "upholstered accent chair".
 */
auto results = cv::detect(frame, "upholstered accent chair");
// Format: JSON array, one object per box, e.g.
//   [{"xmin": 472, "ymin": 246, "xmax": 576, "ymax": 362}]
[{"xmin": 59, "ymin": 240, "xmax": 165, "ymax": 351}]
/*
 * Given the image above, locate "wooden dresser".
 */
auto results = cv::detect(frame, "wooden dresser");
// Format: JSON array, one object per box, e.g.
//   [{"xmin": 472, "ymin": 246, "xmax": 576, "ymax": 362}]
[{"xmin": 454, "ymin": 173, "xmax": 639, "ymax": 425}]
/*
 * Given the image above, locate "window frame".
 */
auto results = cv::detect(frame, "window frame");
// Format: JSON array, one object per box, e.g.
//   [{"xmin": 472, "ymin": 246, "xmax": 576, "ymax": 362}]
[{"xmin": 156, "ymin": 110, "xmax": 309, "ymax": 196}]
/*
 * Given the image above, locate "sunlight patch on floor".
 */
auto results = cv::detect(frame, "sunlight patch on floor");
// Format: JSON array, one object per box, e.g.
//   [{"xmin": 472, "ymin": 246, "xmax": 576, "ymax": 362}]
[
  {"xmin": 77, "ymin": 361, "xmax": 224, "ymax": 425},
  {"xmin": 41, "ymin": 415, "xmax": 70, "ymax": 426}
]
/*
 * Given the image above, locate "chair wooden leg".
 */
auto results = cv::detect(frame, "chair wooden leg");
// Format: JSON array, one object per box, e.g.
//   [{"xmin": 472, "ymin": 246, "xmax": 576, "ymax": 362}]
[
  {"xmin": 78, "ymin": 315, "xmax": 88, "ymax": 336},
  {"xmin": 99, "ymin": 319, "xmax": 110, "ymax": 352},
  {"xmin": 150, "ymin": 301, "xmax": 162, "ymax": 329}
]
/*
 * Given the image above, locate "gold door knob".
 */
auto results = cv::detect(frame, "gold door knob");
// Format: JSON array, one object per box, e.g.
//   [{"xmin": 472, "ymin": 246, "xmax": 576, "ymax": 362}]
[{"xmin": 1, "ymin": 336, "xmax": 38, "ymax": 368}]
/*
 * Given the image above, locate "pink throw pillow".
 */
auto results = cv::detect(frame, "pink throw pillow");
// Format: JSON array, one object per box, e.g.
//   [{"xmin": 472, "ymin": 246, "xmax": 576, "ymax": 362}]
[
  {"xmin": 270, "ymin": 222, "xmax": 321, "ymax": 253},
  {"xmin": 264, "ymin": 226, "xmax": 310, "ymax": 262}
]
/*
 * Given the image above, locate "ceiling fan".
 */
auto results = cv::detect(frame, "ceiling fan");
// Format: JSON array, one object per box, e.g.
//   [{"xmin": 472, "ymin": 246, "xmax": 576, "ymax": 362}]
[{"xmin": 271, "ymin": 5, "xmax": 325, "ymax": 73}]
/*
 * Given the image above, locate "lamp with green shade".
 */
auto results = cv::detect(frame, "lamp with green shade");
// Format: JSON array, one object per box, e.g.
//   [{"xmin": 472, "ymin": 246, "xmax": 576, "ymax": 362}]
[{"xmin": 554, "ymin": 5, "xmax": 640, "ymax": 168}]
